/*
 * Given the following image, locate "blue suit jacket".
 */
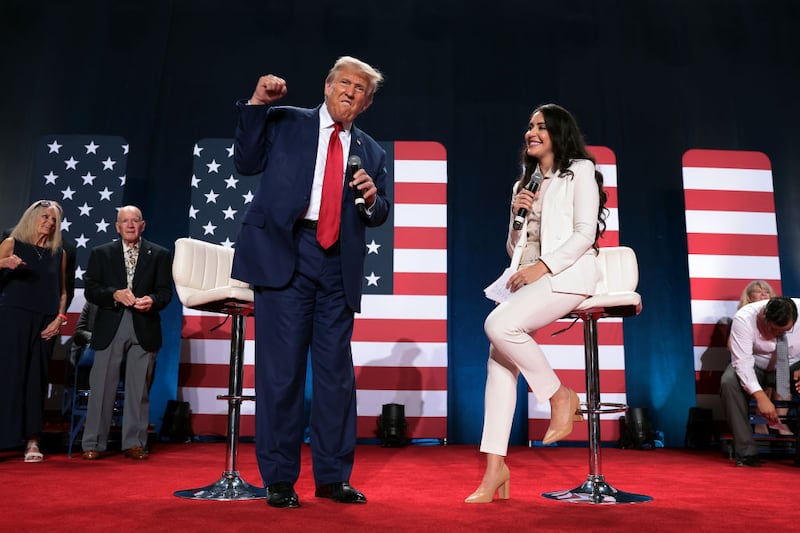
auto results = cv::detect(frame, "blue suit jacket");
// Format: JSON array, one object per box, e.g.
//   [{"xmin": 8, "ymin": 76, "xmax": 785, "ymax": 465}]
[{"xmin": 231, "ymin": 101, "xmax": 391, "ymax": 313}]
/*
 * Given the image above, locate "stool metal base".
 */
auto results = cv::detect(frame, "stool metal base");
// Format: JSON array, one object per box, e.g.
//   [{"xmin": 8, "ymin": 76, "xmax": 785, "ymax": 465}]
[
  {"xmin": 173, "ymin": 311, "xmax": 264, "ymax": 502},
  {"xmin": 542, "ymin": 475, "xmax": 652, "ymax": 504},
  {"xmin": 174, "ymin": 471, "xmax": 265, "ymax": 501}
]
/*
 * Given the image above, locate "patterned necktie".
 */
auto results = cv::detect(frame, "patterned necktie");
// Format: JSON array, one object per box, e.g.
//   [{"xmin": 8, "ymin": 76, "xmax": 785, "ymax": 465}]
[
  {"xmin": 317, "ymin": 122, "xmax": 343, "ymax": 249},
  {"xmin": 775, "ymin": 333, "xmax": 790, "ymax": 399},
  {"xmin": 125, "ymin": 246, "xmax": 138, "ymax": 289}
]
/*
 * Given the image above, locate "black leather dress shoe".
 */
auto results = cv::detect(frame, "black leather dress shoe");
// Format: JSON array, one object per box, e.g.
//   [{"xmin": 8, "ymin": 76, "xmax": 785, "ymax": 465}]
[
  {"xmin": 736, "ymin": 454, "xmax": 763, "ymax": 467},
  {"xmin": 315, "ymin": 482, "xmax": 367, "ymax": 503},
  {"xmin": 266, "ymin": 482, "xmax": 300, "ymax": 508}
]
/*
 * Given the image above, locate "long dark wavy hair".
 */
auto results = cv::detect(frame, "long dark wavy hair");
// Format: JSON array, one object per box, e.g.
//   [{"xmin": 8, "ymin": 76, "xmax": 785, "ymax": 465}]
[{"xmin": 517, "ymin": 103, "xmax": 608, "ymax": 250}]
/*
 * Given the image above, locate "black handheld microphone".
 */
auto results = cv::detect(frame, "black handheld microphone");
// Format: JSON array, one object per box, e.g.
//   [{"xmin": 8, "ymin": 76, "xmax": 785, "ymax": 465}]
[
  {"xmin": 348, "ymin": 155, "xmax": 367, "ymax": 216},
  {"xmin": 512, "ymin": 169, "xmax": 544, "ymax": 230}
]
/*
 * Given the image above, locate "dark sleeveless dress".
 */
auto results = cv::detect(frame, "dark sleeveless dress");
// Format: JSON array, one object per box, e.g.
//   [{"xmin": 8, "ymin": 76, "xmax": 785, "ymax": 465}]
[{"xmin": 0, "ymin": 239, "xmax": 62, "ymax": 449}]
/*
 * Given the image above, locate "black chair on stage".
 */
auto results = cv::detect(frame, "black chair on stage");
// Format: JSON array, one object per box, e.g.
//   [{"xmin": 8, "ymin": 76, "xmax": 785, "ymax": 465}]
[
  {"xmin": 542, "ymin": 246, "xmax": 652, "ymax": 504},
  {"xmin": 171, "ymin": 237, "xmax": 264, "ymax": 500},
  {"xmin": 737, "ymin": 399, "xmax": 799, "ymax": 458},
  {"xmin": 62, "ymin": 304, "xmax": 125, "ymax": 458}
]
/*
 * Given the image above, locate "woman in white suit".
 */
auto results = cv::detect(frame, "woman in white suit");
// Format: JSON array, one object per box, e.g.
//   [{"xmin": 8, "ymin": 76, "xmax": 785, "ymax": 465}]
[{"xmin": 466, "ymin": 104, "xmax": 608, "ymax": 503}]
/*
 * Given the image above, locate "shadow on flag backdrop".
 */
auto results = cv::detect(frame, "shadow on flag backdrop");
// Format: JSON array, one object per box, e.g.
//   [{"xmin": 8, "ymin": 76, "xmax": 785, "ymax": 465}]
[{"xmin": 180, "ymin": 139, "xmax": 448, "ymax": 440}]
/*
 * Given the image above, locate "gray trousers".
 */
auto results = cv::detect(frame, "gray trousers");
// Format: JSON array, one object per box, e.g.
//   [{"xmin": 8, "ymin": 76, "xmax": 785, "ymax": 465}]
[
  {"xmin": 720, "ymin": 361, "xmax": 799, "ymax": 457},
  {"xmin": 82, "ymin": 310, "xmax": 156, "ymax": 451}
]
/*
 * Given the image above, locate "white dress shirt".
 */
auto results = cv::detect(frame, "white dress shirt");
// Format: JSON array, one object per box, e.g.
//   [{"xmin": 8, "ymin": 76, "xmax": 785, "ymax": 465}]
[
  {"xmin": 729, "ymin": 297, "xmax": 800, "ymax": 394},
  {"xmin": 304, "ymin": 105, "xmax": 351, "ymax": 221}
]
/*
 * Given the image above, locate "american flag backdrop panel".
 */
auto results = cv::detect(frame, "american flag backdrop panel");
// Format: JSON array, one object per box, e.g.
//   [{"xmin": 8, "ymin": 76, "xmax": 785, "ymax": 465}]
[
  {"xmin": 180, "ymin": 140, "xmax": 448, "ymax": 439},
  {"xmin": 527, "ymin": 146, "xmax": 627, "ymax": 443},
  {"xmin": 29, "ymin": 134, "xmax": 129, "ymax": 301},
  {"xmin": 186, "ymin": 139, "xmax": 262, "ymax": 247},
  {"xmin": 682, "ymin": 149, "xmax": 781, "ymax": 421},
  {"xmin": 29, "ymin": 135, "xmax": 129, "ymax": 413}
]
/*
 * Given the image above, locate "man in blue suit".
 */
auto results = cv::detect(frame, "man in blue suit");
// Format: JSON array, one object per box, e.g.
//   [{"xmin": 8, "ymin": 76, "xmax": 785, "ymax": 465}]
[{"xmin": 232, "ymin": 56, "xmax": 390, "ymax": 508}]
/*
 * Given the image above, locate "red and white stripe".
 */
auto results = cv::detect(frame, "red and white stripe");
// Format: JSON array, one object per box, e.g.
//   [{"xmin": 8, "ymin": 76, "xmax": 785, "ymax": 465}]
[
  {"xmin": 179, "ymin": 141, "xmax": 449, "ymax": 440},
  {"xmin": 682, "ymin": 149, "xmax": 781, "ymax": 420},
  {"xmin": 528, "ymin": 146, "xmax": 627, "ymax": 443},
  {"xmin": 354, "ymin": 142, "xmax": 448, "ymax": 439}
]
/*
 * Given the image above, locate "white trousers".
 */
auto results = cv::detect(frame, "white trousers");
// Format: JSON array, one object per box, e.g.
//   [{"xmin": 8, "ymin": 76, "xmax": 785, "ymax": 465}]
[{"xmin": 479, "ymin": 275, "xmax": 586, "ymax": 456}]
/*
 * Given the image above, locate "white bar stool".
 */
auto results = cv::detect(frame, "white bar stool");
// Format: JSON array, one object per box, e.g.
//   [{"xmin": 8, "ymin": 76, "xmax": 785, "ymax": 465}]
[
  {"xmin": 542, "ymin": 246, "xmax": 652, "ymax": 504},
  {"xmin": 171, "ymin": 237, "xmax": 265, "ymax": 500}
]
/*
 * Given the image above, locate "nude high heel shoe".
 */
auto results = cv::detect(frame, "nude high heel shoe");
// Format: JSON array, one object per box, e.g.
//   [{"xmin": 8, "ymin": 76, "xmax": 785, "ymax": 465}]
[
  {"xmin": 464, "ymin": 464, "xmax": 510, "ymax": 503},
  {"xmin": 542, "ymin": 388, "xmax": 583, "ymax": 445}
]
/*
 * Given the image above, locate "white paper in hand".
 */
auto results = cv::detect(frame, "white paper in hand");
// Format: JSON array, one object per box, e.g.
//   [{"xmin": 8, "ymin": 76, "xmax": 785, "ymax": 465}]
[
  {"xmin": 484, "ymin": 267, "xmax": 515, "ymax": 304},
  {"xmin": 485, "ymin": 214, "xmax": 526, "ymax": 304}
]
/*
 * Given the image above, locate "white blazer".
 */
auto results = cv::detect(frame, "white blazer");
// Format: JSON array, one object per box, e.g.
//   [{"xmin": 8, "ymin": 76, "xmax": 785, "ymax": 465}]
[{"xmin": 508, "ymin": 159, "xmax": 602, "ymax": 296}]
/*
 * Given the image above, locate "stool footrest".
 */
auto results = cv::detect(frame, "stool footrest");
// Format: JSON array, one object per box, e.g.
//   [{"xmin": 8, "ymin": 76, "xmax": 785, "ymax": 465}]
[
  {"xmin": 217, "ymin": 395, "xmax": 256, "ymax": 401},
  {"xmin": 580, "ymin": 402, "xmax": 628, "ymax": 415}
]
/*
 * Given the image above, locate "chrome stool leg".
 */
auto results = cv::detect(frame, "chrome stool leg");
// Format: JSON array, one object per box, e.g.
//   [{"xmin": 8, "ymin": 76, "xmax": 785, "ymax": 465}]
[
  {"xmin": 543, "ymin": 315, "xmax": 652, "ymax": 504},
  {"xmin": 175, "ymin": 311, "xmax": 265, "ymax": 500}
]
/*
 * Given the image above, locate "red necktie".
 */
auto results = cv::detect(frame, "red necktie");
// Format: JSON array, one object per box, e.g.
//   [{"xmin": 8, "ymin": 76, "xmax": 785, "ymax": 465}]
[{"xmin": 317, "ymin": 122, "xmax": 343, "ymax": 249}]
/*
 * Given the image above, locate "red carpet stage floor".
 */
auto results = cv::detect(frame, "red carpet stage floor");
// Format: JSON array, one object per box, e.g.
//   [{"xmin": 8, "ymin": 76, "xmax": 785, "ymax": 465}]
[{"xmin": 1, "ymin": 442, "xmax": 796, "ymax": 532}]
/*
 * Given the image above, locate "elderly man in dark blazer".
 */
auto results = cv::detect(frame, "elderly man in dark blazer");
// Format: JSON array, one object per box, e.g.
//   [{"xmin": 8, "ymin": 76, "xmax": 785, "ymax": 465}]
[
  {"xmin": 81, "ymin": 205, "xmax": 172, "ymax": 460},
  {"xmin": 232, "ymin": 56, "xmax": 391, "ymax": 508}
]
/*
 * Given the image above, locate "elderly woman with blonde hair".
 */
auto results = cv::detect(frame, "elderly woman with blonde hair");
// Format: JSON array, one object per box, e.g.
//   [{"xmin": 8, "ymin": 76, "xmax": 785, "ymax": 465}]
[
  {"xmin": 0, "ymin": 200, "xmax": 68, "ymax": 462},
  {"xmin": 737, "ymin": 280, "xmax": 775, "ymax": 310}
]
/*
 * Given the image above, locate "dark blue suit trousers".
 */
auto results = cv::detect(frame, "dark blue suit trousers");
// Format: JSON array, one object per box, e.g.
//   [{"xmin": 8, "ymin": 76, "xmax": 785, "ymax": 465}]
[{"xmin": 254, "ymin": 227, "xmax": 357, "ymax": 486}]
